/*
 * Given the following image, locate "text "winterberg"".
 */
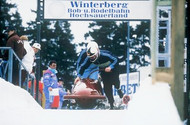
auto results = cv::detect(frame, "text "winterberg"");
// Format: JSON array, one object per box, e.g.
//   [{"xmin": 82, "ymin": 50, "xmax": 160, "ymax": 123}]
[{"xmin": 70, "ymin": 1, "xmax": 128, "ymax": 8}]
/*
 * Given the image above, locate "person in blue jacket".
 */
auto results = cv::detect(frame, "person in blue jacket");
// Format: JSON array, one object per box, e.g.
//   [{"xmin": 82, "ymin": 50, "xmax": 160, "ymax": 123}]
[
  {"xmin": 75, "ymin": 42, "xmax": 123, "ymax": 109},
  {"xmin": 57, "ymin": 77, "xmax": 69, "ymax": 109},
  {"xmin": 75, "ymin": 48, "xmax": 102, "ymax": 94},
  {"xmin": 43, "ymin": 60, "xmax": 58, "ymax": 109},
  {"xmin": 75, "ymin": 48, "xmax": 99, "ymax": 82}
]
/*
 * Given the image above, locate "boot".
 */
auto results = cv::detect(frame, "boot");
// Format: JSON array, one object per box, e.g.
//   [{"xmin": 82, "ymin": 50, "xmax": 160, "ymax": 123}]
[
  {"xmin": 117, "ymin": 89, "xmax": 123, "ymax": 98},
  {"xmin": 109, "ymin": 103, "xmax": 114, "ymax": 110}
]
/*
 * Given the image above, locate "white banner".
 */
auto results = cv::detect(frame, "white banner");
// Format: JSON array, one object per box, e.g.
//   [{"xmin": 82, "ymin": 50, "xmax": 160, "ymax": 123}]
[
  {"xmin": 49, "ymin": 88, "xmax": 59, "ymax": 96},
  {"xmin": 113, "ymin": 72, "xmax": 140, "ymax": 96},
  {"xmin": 44, "ymin": 0, "xmax": 152, "ymax": 20}
]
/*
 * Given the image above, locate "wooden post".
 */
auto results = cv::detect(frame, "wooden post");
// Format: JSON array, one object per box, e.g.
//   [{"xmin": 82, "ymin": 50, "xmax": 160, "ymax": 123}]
[
  {"xmin": 171, "ymin": 0, "xmax": 185, "ymax": 120},
  {"xmin": 151, "ymin": 0, "xmax": 185, "ymax": 120}
]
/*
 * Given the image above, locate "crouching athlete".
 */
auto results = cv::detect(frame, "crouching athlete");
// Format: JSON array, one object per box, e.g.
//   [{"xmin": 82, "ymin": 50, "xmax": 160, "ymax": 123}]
[{"xmin": 75, "ymin": 42, "xmax": 123, "ymax": 109}]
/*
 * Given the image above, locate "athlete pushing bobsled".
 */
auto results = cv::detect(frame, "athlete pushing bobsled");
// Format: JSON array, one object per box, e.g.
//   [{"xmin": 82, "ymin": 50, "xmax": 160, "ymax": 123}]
[{"xmin": 74, "ymin": 42, "xmax": 124, "ymax": 109}]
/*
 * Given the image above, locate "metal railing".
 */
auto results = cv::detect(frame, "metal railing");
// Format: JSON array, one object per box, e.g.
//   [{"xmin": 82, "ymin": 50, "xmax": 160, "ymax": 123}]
[{"xmin": 0, "ymin": 47, "xmax": 35, "ymax": 97}]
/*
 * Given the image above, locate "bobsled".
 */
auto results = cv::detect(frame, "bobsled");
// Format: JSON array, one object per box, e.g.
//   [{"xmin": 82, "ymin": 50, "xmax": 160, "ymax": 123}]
[{"xmin": 64, "ymin": 70, "xmax": 106, "ymax": 109}]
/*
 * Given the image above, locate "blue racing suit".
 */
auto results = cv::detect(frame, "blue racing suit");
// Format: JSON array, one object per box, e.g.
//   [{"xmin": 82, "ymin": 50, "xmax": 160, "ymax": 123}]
[
  {"xmin": 43, "ymin": 68, "xmax": 58, "ymax": 109},
  {"xmin": 77, "ymin": 50, "xmax": 120, "ymax": 105},
  {"xmin": 77, "ymin": 49, "xmax": 99, "ymax": 80}
]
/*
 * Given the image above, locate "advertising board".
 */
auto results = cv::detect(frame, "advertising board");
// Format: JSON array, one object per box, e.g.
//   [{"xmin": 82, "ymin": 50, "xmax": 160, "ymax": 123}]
[{"xmin": 44, "ymin": 0, "xmax": 152, "ymax": 20}]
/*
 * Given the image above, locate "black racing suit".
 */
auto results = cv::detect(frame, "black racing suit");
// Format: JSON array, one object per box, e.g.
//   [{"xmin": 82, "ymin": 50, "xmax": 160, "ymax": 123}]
[{"xmin": 77, "ymin": 50, "xmax": 120, "ymax": 105}]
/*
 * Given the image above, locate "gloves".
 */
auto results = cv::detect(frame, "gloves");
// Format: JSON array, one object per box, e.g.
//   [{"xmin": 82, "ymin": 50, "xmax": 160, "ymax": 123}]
[{"xmin": 74, "ymin": 77, "xmax": 80, "ymax": 84}]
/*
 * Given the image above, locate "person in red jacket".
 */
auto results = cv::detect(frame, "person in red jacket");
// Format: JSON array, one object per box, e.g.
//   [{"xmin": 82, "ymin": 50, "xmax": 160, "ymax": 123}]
[
  {"xmin": 28, "ymin": 80, "xmax": 43, "ymax": 104},
  {"xmin": 4, "ymin": 26, "xmax": 26, "ymax": 85}
]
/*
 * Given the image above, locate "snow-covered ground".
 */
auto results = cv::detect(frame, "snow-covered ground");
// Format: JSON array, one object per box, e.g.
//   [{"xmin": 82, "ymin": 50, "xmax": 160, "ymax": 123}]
[{"xmin": 0, "ymin": 77, "xmax": 183, "ymax": 125}]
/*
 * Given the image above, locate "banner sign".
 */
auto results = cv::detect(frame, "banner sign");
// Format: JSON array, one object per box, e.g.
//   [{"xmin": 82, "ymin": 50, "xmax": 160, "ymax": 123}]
[
  {"xmin": 113, "ymin": 72, "xmax": 140, "ymax": 96},
  {"xmin": 44, "ymin": 0, "xmax": 152, "ymax": 20}
]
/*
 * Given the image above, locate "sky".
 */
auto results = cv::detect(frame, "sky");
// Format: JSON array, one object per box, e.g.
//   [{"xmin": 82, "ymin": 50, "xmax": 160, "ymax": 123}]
[
  {"xmin": 0, "ymin": 76, "xmax": 184, "ymax": 125},
  {"xmin": 10, "ymin": 0, "xmax": 37, "ymax": 26}
]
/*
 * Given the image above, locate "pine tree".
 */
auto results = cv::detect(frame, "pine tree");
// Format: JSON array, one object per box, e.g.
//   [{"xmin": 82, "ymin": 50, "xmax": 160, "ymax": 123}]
[
  {"xmin": 84, "ymin": 21, "xmax": 150, "ymax": 73},
  {"xmin": 51, "ymin": 21, "xmax": 77, "ymax": 83},
  {"xmin": 131, "ymin": 21, "xmax": 150, "ymax": 69},
  {"xmin": 25, "ymin": 20, "xmax": 77, "ymax": 84}
]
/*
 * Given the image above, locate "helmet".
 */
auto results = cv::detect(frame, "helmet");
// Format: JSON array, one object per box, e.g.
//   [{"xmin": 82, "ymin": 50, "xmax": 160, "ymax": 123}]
[
  {"xmin": 86, "ymin": 42, "xmax": 99, "ymax": 62},
  {"xmin": 32, "ymin": 43, "xmax": 41, "ymax": 50}
]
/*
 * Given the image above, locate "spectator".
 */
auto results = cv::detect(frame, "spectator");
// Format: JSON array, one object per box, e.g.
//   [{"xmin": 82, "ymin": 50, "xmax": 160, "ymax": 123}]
[
  {"xmin": 20, "ymin": 36, "xmax": 41, "ymax": 87},
  {"xmin": 4, "ymin": 26, "xmax": 26, "ymax": 85},
  {"xmin": 43, "ymin": 60, "xmax": 58, "ymax": 109},
  {"xmin": 28, "ymin": 79, "xmax": 44, "ymax": 101},
  {"xmin": 57, "ymin": 77, "xmax": 69, "ymax": 109}
]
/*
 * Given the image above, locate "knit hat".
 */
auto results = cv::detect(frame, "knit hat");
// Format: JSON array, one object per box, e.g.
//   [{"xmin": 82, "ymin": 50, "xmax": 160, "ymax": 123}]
[
  {"xmin": 5, "ymin": 26, "xmax": 16, "ymax": 32},
  {"xmin": 32, "ymin": 43, "xmax": 41, "ymax": 50}
]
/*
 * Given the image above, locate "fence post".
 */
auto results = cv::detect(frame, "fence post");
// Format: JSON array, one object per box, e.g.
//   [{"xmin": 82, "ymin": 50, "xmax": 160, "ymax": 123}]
[{"xmin": 8, "ymin": 49, "xmax": 13, "ymax": 83}]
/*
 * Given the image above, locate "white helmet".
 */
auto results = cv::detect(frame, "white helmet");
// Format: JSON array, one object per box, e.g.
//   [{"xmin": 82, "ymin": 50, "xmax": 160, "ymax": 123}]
[
  {"xmin": 32, "ymin": 43, "xmax": 41, "ymax": 50},
  {"xmin": 86, "ymin": 42, "xmax": 99, "ymax": 62}
]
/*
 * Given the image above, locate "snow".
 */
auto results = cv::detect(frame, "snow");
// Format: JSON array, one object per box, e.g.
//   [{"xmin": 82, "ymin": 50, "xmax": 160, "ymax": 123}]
[{"xmin": 0, "ymin": 77, "xmax": 183, "ymax": 125}]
